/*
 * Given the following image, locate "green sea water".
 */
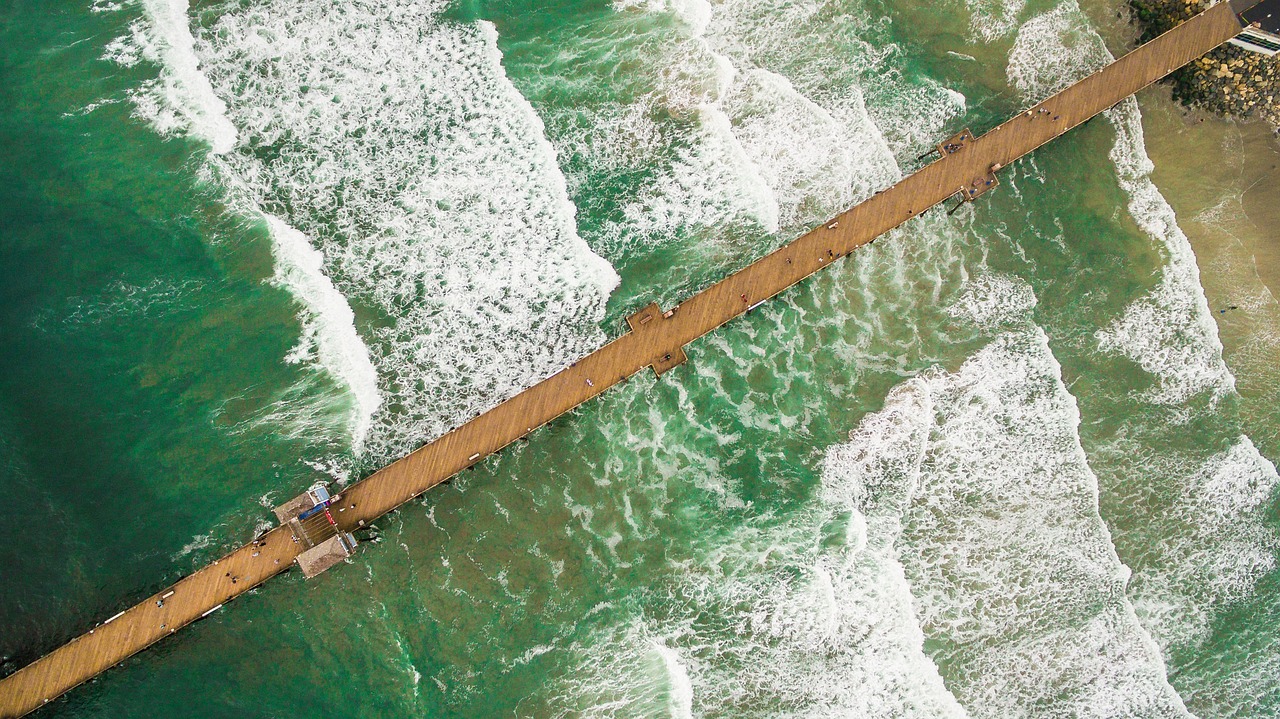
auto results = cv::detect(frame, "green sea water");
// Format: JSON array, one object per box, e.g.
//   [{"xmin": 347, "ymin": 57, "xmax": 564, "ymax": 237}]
[{"xmin": 2, "ymin": 0, "xmax": 1279, "ymax": 717}]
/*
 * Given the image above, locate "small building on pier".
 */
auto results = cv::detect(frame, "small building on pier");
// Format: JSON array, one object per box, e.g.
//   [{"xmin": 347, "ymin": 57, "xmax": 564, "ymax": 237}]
[
  {"xmin": 275, "ymin": 483, "xmax": 358, "ymax": 578},
  {"xmin": 1233, "ymin": 0, "xmax": 1280, "ymax": 55}
]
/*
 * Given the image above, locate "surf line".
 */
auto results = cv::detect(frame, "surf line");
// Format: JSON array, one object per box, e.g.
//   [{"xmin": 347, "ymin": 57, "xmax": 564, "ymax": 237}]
[{"xmin": 0, "ymin": 1, "xmax": 1265, "ymax": 715}]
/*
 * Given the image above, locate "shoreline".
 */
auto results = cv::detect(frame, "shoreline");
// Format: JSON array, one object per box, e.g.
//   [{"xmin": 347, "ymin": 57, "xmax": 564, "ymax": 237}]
[
  {"xmin": 1139, "ymin": 86, "xmax": 1280, "ymax": 447},
  {"xmin": 1092, "ymin": 0, "xmax": 1280, "ymax": 431}
]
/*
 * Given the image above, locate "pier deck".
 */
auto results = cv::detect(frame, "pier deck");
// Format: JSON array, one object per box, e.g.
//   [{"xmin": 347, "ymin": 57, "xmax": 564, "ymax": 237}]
[{"xmin": 0, "ymin": 2, "xmax": 1255, "ymax": 715}]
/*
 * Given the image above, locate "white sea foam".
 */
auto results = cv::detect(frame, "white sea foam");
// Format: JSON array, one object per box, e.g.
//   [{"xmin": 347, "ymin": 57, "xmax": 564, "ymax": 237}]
[
  {"xmin": 121, "ymin": 0, "xmax": 619, "ymax": 461},
  {"xmin": 226, "ymin": 370, "xmax": 356, "ymax": 446},
  {"xmin": 1007, "ymin": 2, "xmax": 1110, "ymax": 98},
  {"xmin": 867, "ymin": 81, "xmax": 969, "ymax": 159},
  {"xmin": 558, "ymin": 0, "xmax": 954, "ymax": 267},
  {"xmin": 1128, "ymin": 436, "xmax": 1280, "ymax": 651},
  {"xmin": 721, "ymin": 68, "xmax": 898, "ymax": 230},
  {"xmin": 604, "ymin": 0, "xmax": 789, "ymax": 250},
  {"xmin": 1099, "ymin": 101, "xmax": 1236, "ymax": 404},
  {"xmin": 618, "ymin": 106, "xmax": 782, "ymax": 248},
  {"xmin": 105, "ymin": 1, "xmax": 388, "ymax": 454},
  {"xmin": 62, "ymin": 98, "xmax": 123, "ymax": 118},
  {"xmin": 965, "ymin": 0, "xmax": 1028, "ymax": 42},
  {"xmin": 611, "ymin": 49, "xmax": 901, "ymax": 248},
  {"xmin": 682, "ymin": 531, "xmax": 968, "ymax": 718},
  {"xmin": 1008, "ymin": 1, "xmax": 1235, "ymax": 405},
  {"xmin": 550, "ymin": 558, "xmax": 967, "ymax": 719},
  {"xmin": 947, "ymin": 272, "xmax": 1038, "ymax": 329},
  {"xmin": 694, "ymin": 0, "xmax": 969, "ymax": 208},
  {"xmin": 172, "ymin": 532, "xmax": 212, "ymax": 560},
  {"xmin": 264, "ymin": 215, "xmax": 381, "ymax": 452},
  {"xmin": 652, "ymin": 641, "xmax": 694, "ymax": 719},
  {"xmin": 836, "ymin": 312, "xmax": 1191, "ymax": 717},
  {"xmin": 694, "ymin": 0, "xmax": 905, "ymax": 201},
  {"xmin": 544, "ymin": 623, "xmax": 704, "ymax": 718},
  {"xmin": 127, "ymin": 0, "xmax": 237, "ymax": 154}
]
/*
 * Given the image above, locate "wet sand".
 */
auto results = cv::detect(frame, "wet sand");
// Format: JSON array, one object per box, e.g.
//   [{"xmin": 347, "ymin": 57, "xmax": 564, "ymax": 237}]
[
  {"xmin": 1139, "ymin": 88, "xmax": 1280, "ymax": 445},
  {"xmin": 1142, "ymin": 96, "xmax": 1280, "ymax": 300},
  {"xmin": 1086, "ymin": 0, "xmax": 1280, "ymax": 305}
]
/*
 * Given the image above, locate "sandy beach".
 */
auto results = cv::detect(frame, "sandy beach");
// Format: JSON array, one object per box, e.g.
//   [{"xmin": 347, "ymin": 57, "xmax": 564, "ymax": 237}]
[{"xmin": 1141, "ymin": 90, "xmax": 1280, "ymax": 443}]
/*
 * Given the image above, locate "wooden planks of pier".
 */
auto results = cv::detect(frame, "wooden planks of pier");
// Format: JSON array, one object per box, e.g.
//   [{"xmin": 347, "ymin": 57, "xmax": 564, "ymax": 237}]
[{"xmin": 0, "ymin": 2, "xmax": 1255, "ymax": 716}]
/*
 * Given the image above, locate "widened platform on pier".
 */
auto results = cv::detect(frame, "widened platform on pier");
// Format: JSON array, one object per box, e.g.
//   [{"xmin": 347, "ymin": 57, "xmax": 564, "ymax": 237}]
[{"xmin": 0, "ymin": 2, "xmax": 1261, "ymax": 715}]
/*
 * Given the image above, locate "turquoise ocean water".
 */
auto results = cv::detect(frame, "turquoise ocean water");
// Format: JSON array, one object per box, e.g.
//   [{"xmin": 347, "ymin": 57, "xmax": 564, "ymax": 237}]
[{"xmin": 2, "ymin": 0, "xmax": 1279, "ymax": 716}]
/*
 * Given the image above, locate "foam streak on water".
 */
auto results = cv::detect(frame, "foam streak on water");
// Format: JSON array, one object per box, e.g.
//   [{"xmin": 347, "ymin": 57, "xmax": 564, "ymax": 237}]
[
  {"xmin": 1006, "ymin": 1, "xmax": 1279, "ymax": 663},
  {"xmin": 1008, "ymin": 0, "xmax": 1234, "ymax": 405},
  {"xmin": 840, "ymin": 277, "xmax": 1191, "ymax": 717},
  {"xmin": 121, "ymin": 0, "xmax": 237, "ymax": 154},
  {"xmin": 104, "ymin": 0, "xmax": 385, "ymax": 452},
  {"xmin": 121, "ymin": 0, "xmax": 620, "ymax": 462}
]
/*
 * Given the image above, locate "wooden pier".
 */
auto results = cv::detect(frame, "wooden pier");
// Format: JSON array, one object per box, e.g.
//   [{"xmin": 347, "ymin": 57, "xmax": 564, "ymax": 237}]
[{"xmin": 0, "ymin": 2, "xmax": 1259, "ymax": 715}]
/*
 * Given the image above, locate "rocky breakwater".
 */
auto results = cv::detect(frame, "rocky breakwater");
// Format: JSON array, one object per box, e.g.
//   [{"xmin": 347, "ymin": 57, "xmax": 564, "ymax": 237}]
[{"xmin": 1131, "ymin": 0, "xmax": 1280, "ymax": 129}]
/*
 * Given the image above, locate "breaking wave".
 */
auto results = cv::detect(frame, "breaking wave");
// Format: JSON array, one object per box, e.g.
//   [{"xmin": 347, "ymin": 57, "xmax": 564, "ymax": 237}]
[
  {"xmin": 851, "ymin": 278, "xmax": 1190, "ymax": 717},
  {"xmin": 264, "ymin": 214, "xmax": 382, "ymax": 451},
  {"xmin": 546, "ymin": 480, "xmax": 971, "ymax": 718},
  {"xmin": 1127, "ymin": 436, "xmax": 1280, "ymax": 651},
  {"xmin": 111, "ymin": 0, "xmax": 237, "ymax": 154},
  {"xmin": 113, "ymin": 0, "xmax": 619, "ymax": 461},
  {"xmin": 1008, "ymin": 0, "xmax": 1234, "ymax": 405},
  {"xmin": 196, "ymin": 3, "xmax": 618, "ymax": 462},
  {"xmin": 1100, "ymin": 103, "xmax": 1237, "ymax": 405},
  {"xmin": 105, "ymin": 0, "xmax": 385, "ymax": 452},
  {"xmin": 520, "ymin": 0, "xmax": 962, "ymax": 276}
]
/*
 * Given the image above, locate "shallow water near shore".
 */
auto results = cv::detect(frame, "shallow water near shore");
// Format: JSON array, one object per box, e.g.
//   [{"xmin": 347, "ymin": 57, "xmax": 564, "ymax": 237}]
[{"xmin": 1, "ymin": 0, "xmax": 1278, "ymax": 717}]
